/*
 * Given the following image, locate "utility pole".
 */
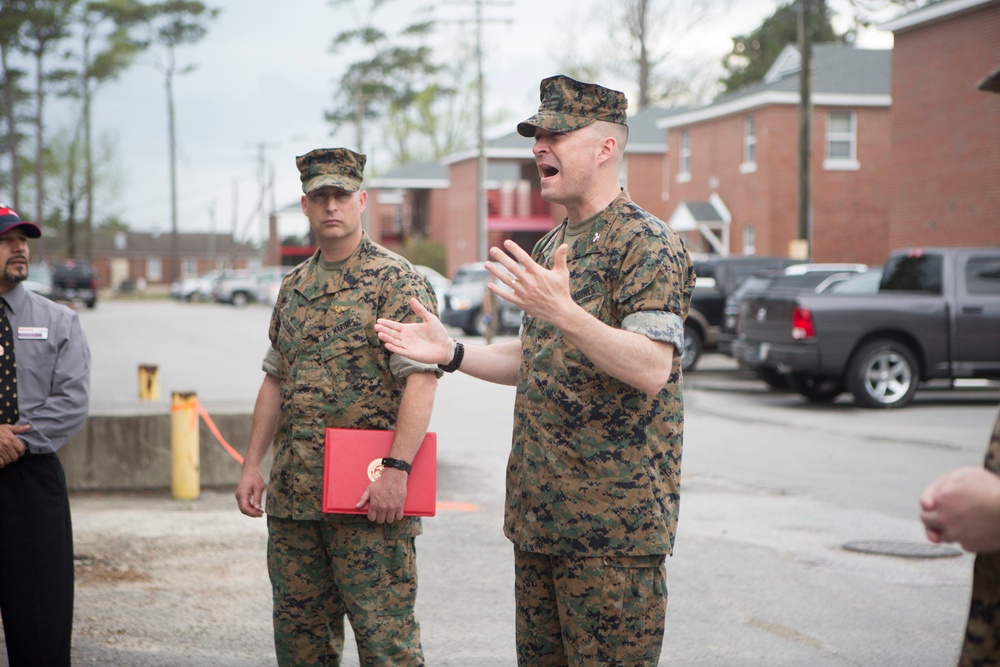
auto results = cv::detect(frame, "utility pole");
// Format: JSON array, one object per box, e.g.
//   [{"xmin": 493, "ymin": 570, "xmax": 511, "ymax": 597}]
[
  {"xmin": 475, "ymin": 0, "xmax": 487, "ymax": 262},
  {"xmin": 446, "ymin": 0, "xmax": 511, "ymax": 262},
  {"xmin": 796, "ymin": 0, "xmax": 813, "ymax": 260}
]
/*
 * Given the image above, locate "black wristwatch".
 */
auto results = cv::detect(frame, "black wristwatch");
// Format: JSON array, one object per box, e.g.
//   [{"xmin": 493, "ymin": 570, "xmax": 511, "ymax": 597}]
[
  {"xmin": 438, "ymin": 339, "xmax": 464, "ymax": 373},
  {"xmin": 381, "ymin": 457, "xmax": 412, "ymax": 474}
]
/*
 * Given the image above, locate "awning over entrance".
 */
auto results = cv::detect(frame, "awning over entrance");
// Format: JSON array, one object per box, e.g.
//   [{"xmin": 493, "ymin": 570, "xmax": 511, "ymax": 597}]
[
  {"xmin": 668, "ymin": 195, "xmax": 731, "ymax": 255},
  {"xmin": 488, "ymin": 215, "xmax": 558, "ymax": 233}
]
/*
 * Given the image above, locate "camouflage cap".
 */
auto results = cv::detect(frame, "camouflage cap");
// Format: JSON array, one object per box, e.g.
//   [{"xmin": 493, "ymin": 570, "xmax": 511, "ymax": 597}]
[
  {"xmin": 295, "ymin": 148, "xmax": 366, "ymax": 194},
  {"xmin": 517, "ymin": 75, "xmax": 628, "ymax": 137}
]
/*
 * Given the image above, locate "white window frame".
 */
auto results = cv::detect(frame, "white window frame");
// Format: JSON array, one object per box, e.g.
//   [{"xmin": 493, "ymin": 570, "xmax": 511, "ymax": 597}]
[
  {"xmin": 743, "ymin": 225, "xmax": 756, "ymax": 255},
  {"xmin": 146, "ymin": 256, "xmax": 163, "ymax": 282},
  {"xmin": 676, "ymin": 130, "xmax": 691, "ymax": 183},
  {"xmin": 824, "ymin": 110, "xmax": 860, "ymax": 171},
  {"xmin": 740, "ymin": 115, "xmax": 757, "ymax": 174}
]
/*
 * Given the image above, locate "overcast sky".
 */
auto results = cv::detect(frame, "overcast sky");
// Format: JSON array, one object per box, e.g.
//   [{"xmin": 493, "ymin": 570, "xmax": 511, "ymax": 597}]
[{"xmin": 40, "ymin": 0, "xmax": 894, "ymax": 243}]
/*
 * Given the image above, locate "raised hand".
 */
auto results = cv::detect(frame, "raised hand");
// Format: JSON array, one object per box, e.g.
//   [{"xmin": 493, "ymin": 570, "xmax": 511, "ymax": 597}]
[
  {"xmin": 375, "ymin": 298, "xmax": 454, "ymax": 366},
  {"xmin": 486, "ymin": 240, "xmax": 576, "ymax": 328}
]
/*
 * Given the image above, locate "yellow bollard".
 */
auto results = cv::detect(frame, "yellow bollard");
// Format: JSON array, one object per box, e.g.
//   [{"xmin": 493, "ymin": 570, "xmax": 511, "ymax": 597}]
[
  {"xmin": 171, "ymin": 391, "xmax": 200, "ymax": 500},
  {"xmin": 139, "ymin": 364, "xmax": 160, "ymax": 401}
]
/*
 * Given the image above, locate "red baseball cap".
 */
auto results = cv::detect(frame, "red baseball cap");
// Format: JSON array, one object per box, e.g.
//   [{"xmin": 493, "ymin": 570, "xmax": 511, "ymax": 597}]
[{"xmin": 0, "ymin": 205, "xmax": 41, "ymax": 238}]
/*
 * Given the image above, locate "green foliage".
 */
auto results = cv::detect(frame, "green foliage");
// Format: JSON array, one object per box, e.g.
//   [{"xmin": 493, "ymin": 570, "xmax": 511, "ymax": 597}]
[
  {"xmin": 324, "ymin": 0, "xmax": 443, "ymax": 155},
  {"xmin": 399, "ymin": 236, "xmax": 446, "ymax": 276},
  {"xmin": 143, "ymin": 0, "xmax": 218, "ymax": 48},
  {"xmin": 720, "ymin": 0, "xmax": 844, "ymax": 95}
]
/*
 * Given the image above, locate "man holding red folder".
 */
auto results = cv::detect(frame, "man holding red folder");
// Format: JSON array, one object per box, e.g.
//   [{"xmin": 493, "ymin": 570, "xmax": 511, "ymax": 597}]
[
  {"xmin": 236, "ymin": 147, "xmax": 440, "ymax": 666},
  {"xmin": 376, "ymin": 76, "xmax": 695, "ymax": 665}
]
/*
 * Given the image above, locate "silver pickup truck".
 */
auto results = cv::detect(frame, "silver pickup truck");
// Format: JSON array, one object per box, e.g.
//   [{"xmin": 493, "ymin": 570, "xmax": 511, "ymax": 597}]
[{"xmin": 733, "ymin": 247, "xmax": 1000, "ymax": 408}]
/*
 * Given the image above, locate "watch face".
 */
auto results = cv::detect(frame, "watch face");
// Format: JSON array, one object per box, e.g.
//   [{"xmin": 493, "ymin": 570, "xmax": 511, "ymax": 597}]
[{"xmin": 367, "ymin": 459, "xmax": 384, "ymax": 482}]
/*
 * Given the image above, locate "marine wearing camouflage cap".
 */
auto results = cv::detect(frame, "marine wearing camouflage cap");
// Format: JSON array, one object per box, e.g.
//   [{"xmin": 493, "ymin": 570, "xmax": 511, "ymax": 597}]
[
  {"xmin": 296, "ymin": 147, "xmax": 366, "ymax": 194},
  {"xmin": 517, "ymin": 74, "xmax": 628, "ymax": 137}
]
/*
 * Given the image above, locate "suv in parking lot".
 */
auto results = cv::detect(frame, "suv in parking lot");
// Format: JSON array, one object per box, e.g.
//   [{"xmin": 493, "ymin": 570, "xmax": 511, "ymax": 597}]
[
  {"xmin": 441, "ymin": 263, "xmax": 522, "ymax": 336},
  {"xmin": 50, "ymin": 260, "xmax": 98, "ymax": 309},
  {"xmin": 211, "ymin": 269, "xmax": 258, "ymax": 306}
]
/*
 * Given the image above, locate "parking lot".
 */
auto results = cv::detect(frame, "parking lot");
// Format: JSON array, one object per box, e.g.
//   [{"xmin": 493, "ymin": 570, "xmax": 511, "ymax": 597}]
[{"xmin": 4, "ymin": 300, "xmax": 998, "ymax": 665}]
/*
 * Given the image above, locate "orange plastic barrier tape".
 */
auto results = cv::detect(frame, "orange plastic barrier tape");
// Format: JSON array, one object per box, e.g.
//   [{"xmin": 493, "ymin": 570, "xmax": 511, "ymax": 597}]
[{"xmin": 170, "ymin": 398, "xmax": 245, "ymax": 466}]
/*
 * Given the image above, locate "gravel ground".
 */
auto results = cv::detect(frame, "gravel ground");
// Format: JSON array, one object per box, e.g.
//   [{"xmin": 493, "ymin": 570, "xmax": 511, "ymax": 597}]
[{"xmin": 15, "ymin": 489, "xmax": 280, "ymax": 666}]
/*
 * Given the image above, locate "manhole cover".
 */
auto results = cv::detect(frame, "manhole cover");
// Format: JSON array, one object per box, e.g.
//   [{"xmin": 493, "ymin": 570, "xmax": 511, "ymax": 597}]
[{"xmin": 842, "ymin": 540, "xmax": 962, "ymax": 559}]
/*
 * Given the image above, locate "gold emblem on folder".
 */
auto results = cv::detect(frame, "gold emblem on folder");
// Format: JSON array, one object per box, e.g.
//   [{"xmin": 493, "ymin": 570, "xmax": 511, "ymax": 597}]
[{"xmin": 367, "ymin": 459, "xmax": 384, "ymax": 482}]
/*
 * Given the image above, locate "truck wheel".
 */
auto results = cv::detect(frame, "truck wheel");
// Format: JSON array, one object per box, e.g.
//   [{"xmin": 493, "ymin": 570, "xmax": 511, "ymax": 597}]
[
  {"xmin": 847, "ymin": 340, "xmax": 919, "ymax": 409},
  {"xmin": 788, "ymin": 373, "xmax": 844, "ymax": 403},
  {"xmin": 681, "ymin": 324, "xmax": 702, "ymax": 372},
  {"xmin": 465, "ymin": 308, "xmax": 487, "ymax": 336},
  {"xmin": 231, "ymin": 292, "xmax": 249, "ymax": 307}
]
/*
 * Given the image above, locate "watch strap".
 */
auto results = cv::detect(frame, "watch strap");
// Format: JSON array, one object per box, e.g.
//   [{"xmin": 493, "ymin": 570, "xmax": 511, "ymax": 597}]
[
  {"xmin": 437, "ymin": 339, "xmax": 464, "ymax": 373},
  {"xmin": 381, "ymin": 457, "xmax": 412, "ymax": 474}
]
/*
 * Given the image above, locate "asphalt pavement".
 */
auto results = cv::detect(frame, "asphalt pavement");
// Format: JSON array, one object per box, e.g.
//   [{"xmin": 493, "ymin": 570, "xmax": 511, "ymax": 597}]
[{"xmin": 20, "ymin": 300, "xmax": 1000, "ymax": 665}]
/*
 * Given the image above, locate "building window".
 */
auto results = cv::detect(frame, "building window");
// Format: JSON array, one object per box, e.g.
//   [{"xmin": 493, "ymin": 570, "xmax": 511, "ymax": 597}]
[
  {"xmin": 146, "ymin": 257, "xmax": 162, "ymax": 282},
  {"xmin": 740, "ymin": 115, "xmax": 757, "ymax": 174},
  {"xmin": 824, "ymin": 110, "xmax": 859, "ymax": 171},
  {"xmin": 677, "ymin": 130, "xmax": 691, "ymax": 183},
  {"xmin": 743, "ymin": 225, "xmax": 756, "ymax": 255},
  {"xmin": 182, "ymin": 257, "xmax": 197, "ymax": 277}
]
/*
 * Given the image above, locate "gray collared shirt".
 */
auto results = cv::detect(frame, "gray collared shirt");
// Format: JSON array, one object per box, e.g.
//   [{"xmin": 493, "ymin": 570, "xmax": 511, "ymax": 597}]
[{"xmin": 3, "ymin": 283, "xmax": 91, "ymax": 455}]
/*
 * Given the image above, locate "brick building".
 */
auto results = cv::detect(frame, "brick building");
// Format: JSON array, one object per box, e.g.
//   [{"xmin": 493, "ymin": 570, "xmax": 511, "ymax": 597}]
[
  {"xmin": 658, "ymin": 44, "xmax": 892, "ymax": 266},
  {"xmin": 882, "ymin": 0, "xmax": 1000, "ymax": 249},
  {"xmin": 40, "ymin": 228, "xmax": 260, "ymax": 292},
  {"xmin": 272, "ymin": 0, "xmax": 998, "ymax": 280}
]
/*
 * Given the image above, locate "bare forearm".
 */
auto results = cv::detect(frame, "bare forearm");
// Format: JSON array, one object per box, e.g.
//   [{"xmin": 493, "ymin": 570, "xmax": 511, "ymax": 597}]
[
  {"xmin": 455, "ymin": 338, "xmax": 521, "ymax": 386},
  {"xmin": 556, "ymin": 303, "xmax": 674, "ymax": 396},
  {"xmin": 389, "ymin": 371, "xmax": 438, "ymax": 463},
  {"xmin": 244, "ymin": 373, "xmax": 281, "ymax": 470}
]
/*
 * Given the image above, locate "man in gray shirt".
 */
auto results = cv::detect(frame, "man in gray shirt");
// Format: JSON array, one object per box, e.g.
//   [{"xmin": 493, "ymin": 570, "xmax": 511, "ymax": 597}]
[{"xmin": 0, "ymin": 205, "xmax": 91, "ymax": 667}]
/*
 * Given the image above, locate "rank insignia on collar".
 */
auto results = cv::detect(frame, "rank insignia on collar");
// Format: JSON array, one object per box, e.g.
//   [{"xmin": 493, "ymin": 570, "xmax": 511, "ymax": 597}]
[{"xmin": 593, "ymin": 232, "xmax": 600, "ymax": 243}]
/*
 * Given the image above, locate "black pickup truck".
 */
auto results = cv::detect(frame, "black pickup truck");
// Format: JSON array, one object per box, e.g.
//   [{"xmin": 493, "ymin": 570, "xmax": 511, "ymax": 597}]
[
  {"xmin": 50, "ymin": 260, "xmax": 99, "ymax": 309},
  {"xmin": 733, "ymin": 247, "xmax": 1000, "ymax": 408},
  {"xmin": 684, "ymin": 255, "xmax": 802, "ymax": 371}
]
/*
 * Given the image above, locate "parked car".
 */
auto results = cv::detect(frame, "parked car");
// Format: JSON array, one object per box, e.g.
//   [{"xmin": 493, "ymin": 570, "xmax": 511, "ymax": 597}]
[
  {"xmin": 823, "ymin": 267, "xmax": 883, "ymax": 294},
  {"xmin": 50, "ymin": 259, "xmax": 98, "ymax": 309},
  {"xmin": 416, "ymin": 265, "xmax": 451, "ymax": 314},
  {"xmin": 684, "ymin": 255, "xmax": 805, "ymax": 372},
  {"xmin": 171, "ymin": 269, "xmax": 224, "ymax": 302},
  {"xmin": 718, "ymin": 263, "xmax": 868, "ymax": 358},
  {"xmin": 441, "ymin": 263, "xmax": 521, "ymax": 336},
  {"xmin": 211, "ymin": 269, "xmax": 259, "ymax": 306},
  {"xmin": 23, "ymin": 264, "xmax": 54, "ymax": 299},
  {"xmin": 733, "ymin": 247, "xmax": 1000, "ymax": 408},
  {"xmin": 253, "ymin": 266, "xmax": 293, "ymax": 307}
]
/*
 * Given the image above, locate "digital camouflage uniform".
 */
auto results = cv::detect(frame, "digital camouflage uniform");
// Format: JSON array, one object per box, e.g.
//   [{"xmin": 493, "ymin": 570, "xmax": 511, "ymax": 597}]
[
  {"xmin": 958, "ymin": 408, "xmax": 1000, "ymax": 666},
  {"xmin": 265, "ymin": 233, "xmax": 437, "ymax": 667},
  {"xmin": 508, "ymin": 181, "xmax": 694, "ymax": 664}
]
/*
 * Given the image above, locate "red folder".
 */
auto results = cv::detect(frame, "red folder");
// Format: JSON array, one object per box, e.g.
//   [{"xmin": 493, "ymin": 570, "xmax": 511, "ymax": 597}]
[{"xmin": 322, "ymin": 428, "xmax": 437, "ymax": 517}]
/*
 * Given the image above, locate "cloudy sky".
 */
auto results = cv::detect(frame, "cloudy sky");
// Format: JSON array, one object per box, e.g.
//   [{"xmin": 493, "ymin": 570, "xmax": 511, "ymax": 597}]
[{"xmin": 41, "ymin": 0, "xmax": 895, "ymax": 243}]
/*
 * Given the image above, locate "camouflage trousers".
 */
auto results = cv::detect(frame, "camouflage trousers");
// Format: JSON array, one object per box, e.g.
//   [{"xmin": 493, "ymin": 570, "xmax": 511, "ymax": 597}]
[
  {"xmin": 267, "ymin": 516, "xmax": 425, "ymax": 666},
  {"xmin": 959, "ymin": 551, "xmax": 1000, "ymax": 667},
  {"xmin": 514, "ymin": 548, "xmax": 667, "ymax": 666}
]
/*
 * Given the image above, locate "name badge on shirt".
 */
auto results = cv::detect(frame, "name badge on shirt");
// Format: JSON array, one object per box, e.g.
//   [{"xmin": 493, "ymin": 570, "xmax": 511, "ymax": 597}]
[{"xmin": 17, "ymin": 327, "xmax": 48, "ymax": 340}]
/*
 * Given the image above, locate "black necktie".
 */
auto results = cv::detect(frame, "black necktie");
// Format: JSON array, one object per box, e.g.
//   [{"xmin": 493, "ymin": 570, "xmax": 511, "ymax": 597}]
[{"xmin": 0, "ymin": 298, "xmax": 18, "ymax": 425}]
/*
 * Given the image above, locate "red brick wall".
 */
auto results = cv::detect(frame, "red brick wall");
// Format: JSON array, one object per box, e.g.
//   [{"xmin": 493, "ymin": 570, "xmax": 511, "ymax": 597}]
[
  {"xmin": 889, "ymin": 4, "xmax": 1000, "ymax": 249},
  {"xmin": 664, "ymin": 101, "xmax": 890, "ymax": 265},
  {"xmin": 445, "ymin": 160, "xmax": 482, "ymax": 277},
  {"xmin": 625, "ymin": 153, "xmax": 669, "ymax": 221}
]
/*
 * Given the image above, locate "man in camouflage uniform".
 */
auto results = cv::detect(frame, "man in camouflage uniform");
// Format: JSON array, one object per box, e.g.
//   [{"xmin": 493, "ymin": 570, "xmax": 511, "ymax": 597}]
[
  {"xmin": 921, "ymin": 409, "xmax": 1000, "ymax": 666},
  {"xmin": 236, "ymin": 148, "xmax": 440, "ymax": 666},
  {"xmin": 376, "ymin": 75, "xmax": 695, "ymax": 665}
]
